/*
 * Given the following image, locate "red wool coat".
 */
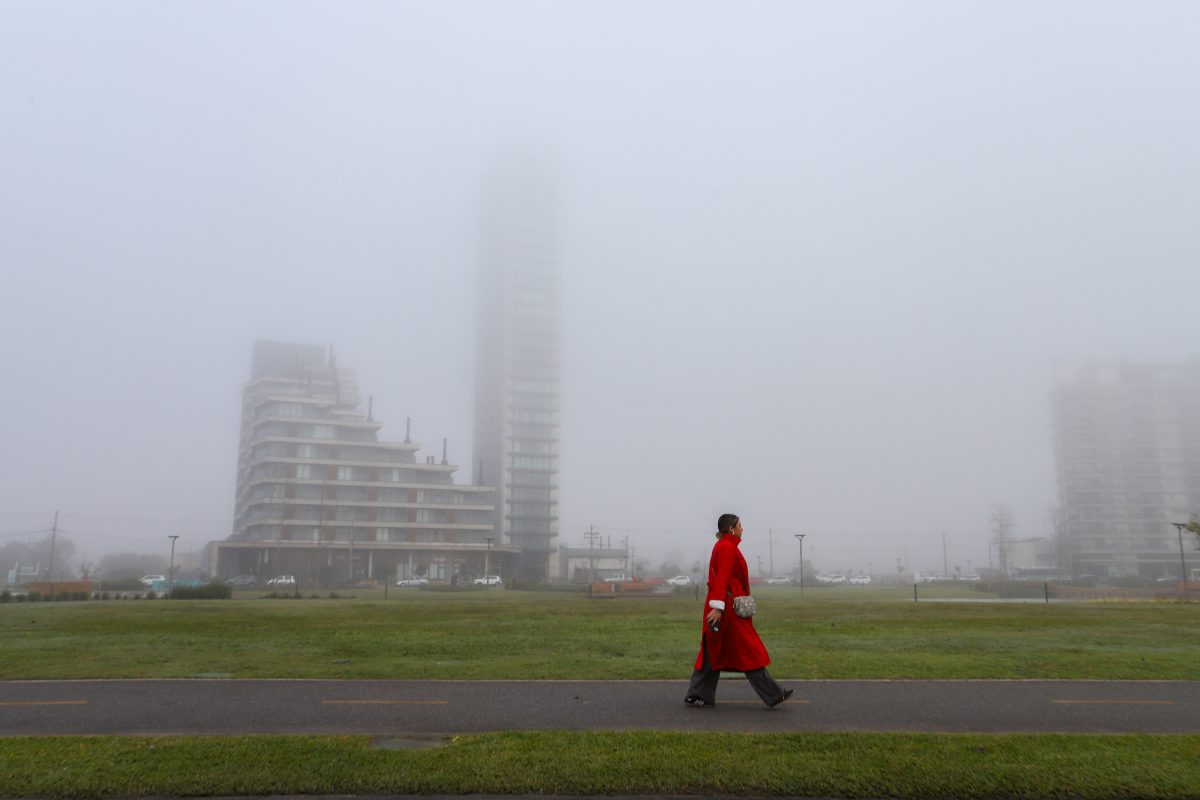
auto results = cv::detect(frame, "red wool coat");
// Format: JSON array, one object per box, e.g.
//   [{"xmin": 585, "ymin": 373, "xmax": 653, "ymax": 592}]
[{"xmin": 694, "ymin": 532, "xmax": 770, "ymax": 672}]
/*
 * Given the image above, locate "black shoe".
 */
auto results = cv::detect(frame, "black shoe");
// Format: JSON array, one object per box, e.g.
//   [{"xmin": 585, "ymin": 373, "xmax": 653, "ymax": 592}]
[
  {"xmin": 684, "ymin": 695, "xmax": 713, "ymax": 708},
  {"xmin": 767, "ymin": 688, "xmax": 793, "ymax": 708}
]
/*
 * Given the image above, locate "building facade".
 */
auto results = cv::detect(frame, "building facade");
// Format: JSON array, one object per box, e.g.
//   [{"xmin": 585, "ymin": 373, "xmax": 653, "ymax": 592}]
[
  {"xmin": 473, "ymin": 161, "xmax": 562, "ymax": 582},
  {"xmin": 1052, "ymin": 360, "xmax": 1200, "ymax": 580},
  {"xmin": 210, "ymin": 340, "xmax": 510, "ymax": 585}
]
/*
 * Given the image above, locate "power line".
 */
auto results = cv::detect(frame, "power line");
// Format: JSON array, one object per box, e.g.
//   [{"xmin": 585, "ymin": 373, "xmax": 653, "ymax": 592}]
[
  {"xmin": 0, "ymin": 529, "xmax": 52, "ymax": 540},
  {"xmin": 59, "ymin": 513, "xmax": 231, "ymax": 527},
  {"xmin": 56, "ymin": 528, "xmax": 181, "ymax": 545}
]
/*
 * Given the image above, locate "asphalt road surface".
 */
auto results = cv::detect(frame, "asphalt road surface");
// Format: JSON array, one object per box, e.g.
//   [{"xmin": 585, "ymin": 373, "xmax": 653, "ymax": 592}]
[{"xmin": 1, "ymin": 679, "xmax": 1196, "ymax": 737}]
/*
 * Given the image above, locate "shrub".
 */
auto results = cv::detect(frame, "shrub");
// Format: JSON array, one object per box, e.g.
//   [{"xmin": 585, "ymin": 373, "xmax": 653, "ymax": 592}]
[
  {"xmin": 98, "ymin": 578, "xmax": 146, "ymax": 591},
  {"xmin": 28, "ymin": 591, "xmax": 42, "ymax": 602},
  {"xmin": 16, "ymin": 593, "xmax": 27, "ymax": 602},
  {"xmin": 0, "ymin": 590, "xmax": 10, "ymax": 603},
  {"xmin": 168, "ymin": 583, "xmax": 232, "ymax": 600},
  {"xmin": 516, "ymin": 582, "xmax": 587, "ymax": 593}
]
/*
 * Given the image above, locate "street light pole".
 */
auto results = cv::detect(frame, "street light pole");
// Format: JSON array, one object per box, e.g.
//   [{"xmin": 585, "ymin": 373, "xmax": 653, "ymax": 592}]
[
  {"xmin": 793, "ymin": 534, "xmax": 806, "ymax": 597},
  {"xmin": 167, "ymin": 535, "xmax": 180, "ymax": 595},
  {"xmin": 484, "ymin": 536, "xmax": 493, "ymax": 589},
  {"xmin": 1170, "ymin": 522, "xmax": 1190, "ymax": 597}
]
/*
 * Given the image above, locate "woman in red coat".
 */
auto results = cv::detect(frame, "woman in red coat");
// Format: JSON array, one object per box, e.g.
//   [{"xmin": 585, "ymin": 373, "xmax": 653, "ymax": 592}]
[{"xmin": 685, "ymin": 513, "xmax": 792, "ymax": 708}]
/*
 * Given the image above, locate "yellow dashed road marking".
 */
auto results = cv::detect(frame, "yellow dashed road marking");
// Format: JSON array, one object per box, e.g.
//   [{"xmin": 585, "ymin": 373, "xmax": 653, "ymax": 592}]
[
  {"xmin": 1053, "ymin": 699, "xmax": 1174, "ymax": 705},
  {"xmin": 321, "ymin": 699, "xmax": 448, "ymax": 705}
]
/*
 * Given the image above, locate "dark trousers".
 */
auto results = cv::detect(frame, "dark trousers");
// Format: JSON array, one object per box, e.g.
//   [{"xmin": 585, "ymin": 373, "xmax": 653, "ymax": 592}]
[{"xmin": 687, "ymin": 638, "xmax": 787, "ymax": 706}]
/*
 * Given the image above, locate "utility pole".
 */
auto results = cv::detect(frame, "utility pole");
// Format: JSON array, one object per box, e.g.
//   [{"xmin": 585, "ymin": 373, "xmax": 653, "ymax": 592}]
[
  {"xmin": 793, "ymin": 534, "xmax": 806, "ymax": 597},
  {"xmin": 1170, "ymin": 522, "xmax": 1190, "ymax": 598},
  {"xmin": 942, "ymin": 531, "xmax": 948, "ymax": 577},
  {"xmin": 167, "ymin": 535, "xmax": 180, "ymax": 594},
  {"xmin": 584, "ymin": 526, "xmax": 601, "ymax": 581},
  {"xmin": 47, "ymin": 511, "xmax": 59, "ymax": 596},
  {"xmin": 621, "ymin": 536, "xmax": 629, "ymax": 573},
  {"xmin": 768, "ymin": 528, "xmax": 775, "ymax": 578},
  {"xmin": 991, "ymin": 505, "xmax": 1013, "ymax": 579},
  {"xmin": 483, "ymin": 536, "xmax": 494, "ymax": 588}
]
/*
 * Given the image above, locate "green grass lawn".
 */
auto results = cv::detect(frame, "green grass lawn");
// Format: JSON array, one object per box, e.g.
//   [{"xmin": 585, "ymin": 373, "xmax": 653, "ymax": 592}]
[
  {"xmin": 1, "ymin": 589, "xmax": 1197, "ymax": 679},
  {"xmin": 3, "ymin": 732, "xmax": 1198, "ymax": 799},
  {"xmin": 4, "ymin": 591, "xmax": 1199, "ymax": 798}
]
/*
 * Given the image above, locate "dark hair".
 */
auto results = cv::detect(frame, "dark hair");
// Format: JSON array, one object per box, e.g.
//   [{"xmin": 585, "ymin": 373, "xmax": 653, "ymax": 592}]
[{"xmin": 717, "ymin": 514, "xmax": 740, "ymax": 534}]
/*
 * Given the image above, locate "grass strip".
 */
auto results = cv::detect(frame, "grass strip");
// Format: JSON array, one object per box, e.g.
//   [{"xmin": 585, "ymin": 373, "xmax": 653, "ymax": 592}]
[
  {"xmin": 3, "ymin": 594, "xmax": 1199, "ymax": 679},
  {"xmin": 1, "ymin": 732, "xmax": 1198, "ymax": 799}
]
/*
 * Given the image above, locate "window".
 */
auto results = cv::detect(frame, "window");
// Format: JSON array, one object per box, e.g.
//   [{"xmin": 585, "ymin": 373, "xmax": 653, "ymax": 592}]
[
  {"xmin": 511, "ymin": 487, "xmax": 552, "ymax": 503},
  {"xmin": 312, "ymin": 425, "xmax": 335, "ymax": 439},
  {"xmin": 337, "ymin": 466, "xmax": 353, "ymax": 481},
  {"xmin": 512, "ymin": 456, "xmax": 554, "ymax": 470},
  {"xmin": 277, "ymin": 402, "xmax": 305, "ymax": 417}
]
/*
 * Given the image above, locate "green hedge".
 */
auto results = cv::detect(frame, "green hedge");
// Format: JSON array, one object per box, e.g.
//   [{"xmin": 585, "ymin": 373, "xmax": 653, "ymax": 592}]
[{"xmin": 168, "ymin": 583, "xmax": 233, "ymax": 600}]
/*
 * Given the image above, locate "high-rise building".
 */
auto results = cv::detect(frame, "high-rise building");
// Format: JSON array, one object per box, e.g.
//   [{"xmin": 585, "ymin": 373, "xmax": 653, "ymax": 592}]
[
  {"xmin": 473, "ymin": 161, "xmax": 561, "ymax": 582},
  {"xmin": 210, "ymin": 340, "xmax": 505, "ymax": 584},
  {"xmin": 1051, "ymin": 360, "xmax": 1200, "ymax": 580}
]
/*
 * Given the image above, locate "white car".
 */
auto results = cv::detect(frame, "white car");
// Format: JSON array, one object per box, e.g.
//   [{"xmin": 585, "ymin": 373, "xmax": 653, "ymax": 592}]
[
  {"xmin": 665, "ymin": 575, "xmax": 691, "ymax": 587},
  {"xmin": 847, "ymin": 575, "xmax": 872, "ymax": 585},
  {"xmin": 815, "ymin": 573, "xmax": 847, "ymax": 585},
  {"xmin": 472, "ymin": 575, "xmax": 503, "ymax": 586},
  {"xmin": 765, "ymin": 576, "xmax": 792, "ymax": 586},
  {"xmin": 139, "ymin": 574, "xmax": 166, "ymax": 586},
  {"xmin": 265, "ymin": 575, "xmax": 296, "ymax": 588},
  {"xmin": 395, "ymin": 577, "xmax": 429, "ymax": 587}
]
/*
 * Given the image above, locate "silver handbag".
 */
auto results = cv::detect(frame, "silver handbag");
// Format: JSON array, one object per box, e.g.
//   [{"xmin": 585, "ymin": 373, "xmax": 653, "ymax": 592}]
[{"xmin": 732, "ymin": 595, "xmax": 757, "ymax": 618}]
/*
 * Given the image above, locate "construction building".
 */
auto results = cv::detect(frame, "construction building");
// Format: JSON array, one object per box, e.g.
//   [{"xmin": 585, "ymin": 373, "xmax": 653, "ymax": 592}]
[
  {"xmin": 208, "ymin": 340, "xmax": 510, "ymax": 585},
  {"xmin": 1052, "ymin": 359, "xmax": 1200, "ymax": 580}
]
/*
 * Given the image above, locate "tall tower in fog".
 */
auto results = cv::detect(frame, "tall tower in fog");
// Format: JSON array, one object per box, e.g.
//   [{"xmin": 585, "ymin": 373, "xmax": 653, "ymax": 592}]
[
  {"xmin": 1052, "ymin": 360, "xmax": 1200, "ymax": 581},
  {"xmin": 472, "ymin": 158, "xmax": 562, "ymax": 582}
]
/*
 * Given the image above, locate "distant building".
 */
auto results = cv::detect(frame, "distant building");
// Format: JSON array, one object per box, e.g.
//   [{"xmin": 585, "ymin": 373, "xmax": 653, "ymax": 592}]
[
  {"xmin": 473, "ymin": 160, "xmax": 562, "ymax": 582},
  {"xmin": 208, "ymin": 340, "xmax": 508, "ymax": 585},
  {"xmin": 559, "ymin": 546, "xmax": 629, "ymax": 583},
  {"xmin": 1051, "ymin": 360, "xmax": 1200, "ymax": 579}
]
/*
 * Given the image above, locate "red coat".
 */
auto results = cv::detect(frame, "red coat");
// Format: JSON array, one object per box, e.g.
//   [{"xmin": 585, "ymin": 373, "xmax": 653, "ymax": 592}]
[{"xmin": 694, "ymin": 532, "xmax": 770, "ymax": 672}]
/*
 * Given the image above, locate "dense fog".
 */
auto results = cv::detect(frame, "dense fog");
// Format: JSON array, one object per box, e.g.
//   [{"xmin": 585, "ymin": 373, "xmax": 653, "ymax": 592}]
[{"xmin": 3, "ymin": 2, "xmax": 1199, "ymax": 580}]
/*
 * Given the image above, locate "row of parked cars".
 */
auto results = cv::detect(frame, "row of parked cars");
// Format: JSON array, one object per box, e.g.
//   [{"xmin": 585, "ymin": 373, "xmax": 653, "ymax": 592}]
[
  {"xmin": 395, "ymin": 575, "xmax": 503, "ymax": 587},
  {"xmin": 225, "ymin": 575, "xmax": 295, "ymax": 589},
  {"xmin": 764, "ymin": 574, "xmax": 872, "ymax": 585}
]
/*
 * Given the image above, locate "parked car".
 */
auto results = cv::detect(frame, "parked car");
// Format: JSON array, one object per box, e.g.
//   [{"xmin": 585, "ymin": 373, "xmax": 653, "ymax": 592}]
[
  {"xmin": 602, "ymin": 574, "xmax": 631, "ymax": 583},
  {"xmin": 265, "ymin": 575, "xmax": 296, "ymax": 588},
  {"xmin": 472, "ymin": 575, "xmax": 503, "ymax": 586},
  {"xmin": 225, "ymin": 575, "xmax": 257, "ymax": 588},
  {"xmin": 395, "ymin": 577, "xmax": 429, "ymax": 587},
  {"xmin": 139, "ymin": 574, "xmax": 166, "ymax": 586},
  {"xmin": 847, "ymin": 575, "xmax": 872, "ymax": 585},
  {"xmin": 765, "ymin": 576, "xmax": 792, "ymax": 586},
  {"xmin": 665, "ymin": 575, "xmax": 691, "ymax": 587}
]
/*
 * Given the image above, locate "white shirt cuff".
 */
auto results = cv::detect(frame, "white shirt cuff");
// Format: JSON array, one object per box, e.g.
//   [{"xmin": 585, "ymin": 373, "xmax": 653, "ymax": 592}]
[{"xmin": 708, "ymin": 600, "xmax": 725, "ymax": 611}]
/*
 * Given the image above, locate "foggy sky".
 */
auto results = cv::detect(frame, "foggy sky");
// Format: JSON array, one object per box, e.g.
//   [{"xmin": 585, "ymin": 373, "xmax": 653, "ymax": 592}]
[{"xmin": 2, "ymin": 1, "xmax": 1199, "ymax": 577}]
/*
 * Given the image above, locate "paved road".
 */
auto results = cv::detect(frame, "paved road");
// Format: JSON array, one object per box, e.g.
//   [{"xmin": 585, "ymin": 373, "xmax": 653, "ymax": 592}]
[{"xmin": 1, "ymin": 679, "xmax": 1196, "ymax": 736}]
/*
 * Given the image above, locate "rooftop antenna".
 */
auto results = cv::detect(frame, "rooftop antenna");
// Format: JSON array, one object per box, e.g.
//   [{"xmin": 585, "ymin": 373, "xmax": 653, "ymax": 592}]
[
  {"xmin": 367, "ymin": 395, "xmax": 373, "ymax": 423},
  {"xmin": 405, "ymin": 417, "xmax": 412, "ymax": 444},
  {"xmin": 442, "ymin": 438, "xmax": 448, "ymax": 465}
]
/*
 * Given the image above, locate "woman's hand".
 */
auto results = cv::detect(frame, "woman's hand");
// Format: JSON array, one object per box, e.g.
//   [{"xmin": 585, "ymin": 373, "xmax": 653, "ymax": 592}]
[{"xmin": 706, "ymin": 608, "xmax": 723, "ymax": 627}]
